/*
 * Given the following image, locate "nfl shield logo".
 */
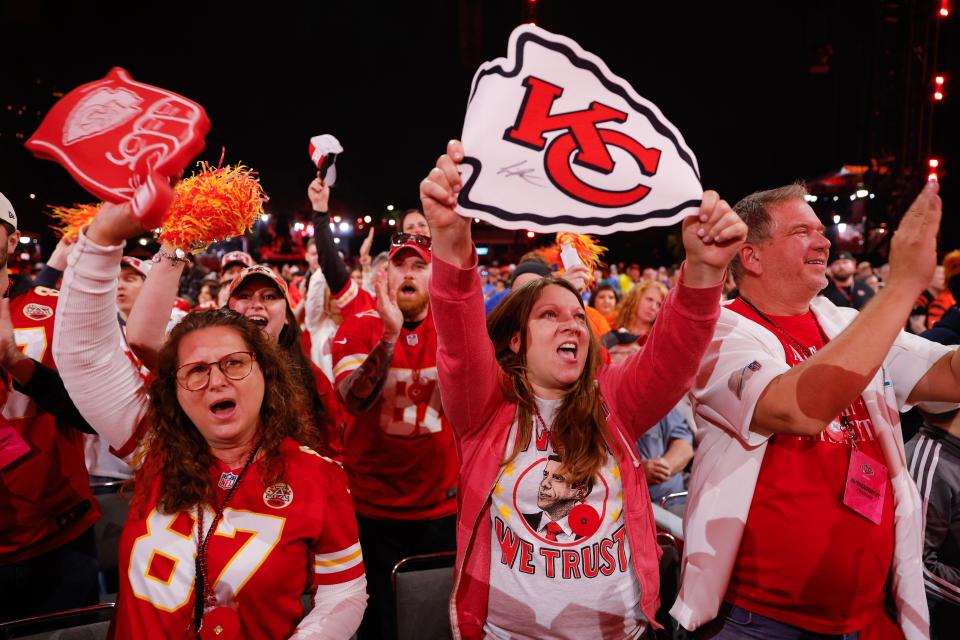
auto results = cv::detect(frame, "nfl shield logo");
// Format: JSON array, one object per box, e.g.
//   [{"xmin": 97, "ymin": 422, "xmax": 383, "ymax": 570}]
[
  {"xmin": 218, "ymin": 471, "xmax": 238, "ymax": 490},
  {"xmin": 406, "ymin": 334, "xmax": 419, "ymax": 347}
]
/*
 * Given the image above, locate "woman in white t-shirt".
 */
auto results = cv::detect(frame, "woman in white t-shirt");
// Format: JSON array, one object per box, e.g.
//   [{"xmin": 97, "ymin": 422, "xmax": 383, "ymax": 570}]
[{"xmin": 420, "ymin": 139, "xmax": 746, "ymax": 639}]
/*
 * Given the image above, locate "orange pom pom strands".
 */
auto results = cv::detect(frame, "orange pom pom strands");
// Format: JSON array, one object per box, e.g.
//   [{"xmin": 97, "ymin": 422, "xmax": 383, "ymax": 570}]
[
  {"xmin": 48, "ymin": 203, "xmax": 101, "ymax": 240},
  {"xmin": 160, "ymin": 162, "xmax": 267, "ymax": 252},
  {"xmin": 555, "ymin": 232, "xmax": 607, "ymax": 284}
]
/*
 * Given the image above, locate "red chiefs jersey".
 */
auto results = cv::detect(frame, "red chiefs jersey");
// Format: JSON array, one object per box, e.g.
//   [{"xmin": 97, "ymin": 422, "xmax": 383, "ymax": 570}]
[
  {"xmin": 111, "ymin": 438, "xmax": 363, "ymax": 639},
  {"xmin": 331, "ymin": 279, "xmax": 374, "ymax": 319},
  {"xmin": 1, "ymin": 286, "xmax": 100, "ymax": 563},
  {"xmin": 311, "ymin": 361, "xmax": 347, "ymax": 461},
  {"xmin": 332, "ymin": 306, "xmax": 458, "ymax": 520}
]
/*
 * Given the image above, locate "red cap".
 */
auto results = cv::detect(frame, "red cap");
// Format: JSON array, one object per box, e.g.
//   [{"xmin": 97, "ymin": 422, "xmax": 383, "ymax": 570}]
[
  {"xmin": 388, "ymin": 233, "xmax": 431, "ymax": 263},
  {"xmin": 120, "ymin": 256, "xmax": 151, "ymax": 278},
  {"xmin": 223, "ymin": 265, "xmax": 293, "ymax": 308},
  {"xmin": 220, "ymin": 251, "xmax": 255, "ymax": 270}
]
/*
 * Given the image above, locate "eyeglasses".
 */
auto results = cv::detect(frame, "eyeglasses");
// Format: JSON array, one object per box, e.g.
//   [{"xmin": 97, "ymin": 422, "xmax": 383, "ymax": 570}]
[
  {"xmin": 390, "ymin": 232, "xmax": 432, "ymax": 251},
  {"xmin": 175, "ymin": 351, "xmax": 256, "ymax": 391}
]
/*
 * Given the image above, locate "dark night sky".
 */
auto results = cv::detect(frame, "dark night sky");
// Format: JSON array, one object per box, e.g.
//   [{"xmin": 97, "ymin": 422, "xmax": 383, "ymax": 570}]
[{"xmin": 1, "ymin": 0, "xmax": 957, "ymax": 263}]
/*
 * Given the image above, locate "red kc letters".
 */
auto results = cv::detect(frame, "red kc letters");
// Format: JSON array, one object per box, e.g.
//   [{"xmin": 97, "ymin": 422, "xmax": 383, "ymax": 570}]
[{"xmin": 504, "ymin": 76, "xmax": 662, "ymax": 208}]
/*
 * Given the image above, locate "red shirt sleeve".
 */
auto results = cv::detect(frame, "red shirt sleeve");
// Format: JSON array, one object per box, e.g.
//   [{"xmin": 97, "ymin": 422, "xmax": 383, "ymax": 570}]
[
  {"xmin": 311, "ymin": 463, "xmax": 365, "ymax": 586},
  {"xmin": 331, "ymin": 312, "xmax": 380, "ymax": 385}
]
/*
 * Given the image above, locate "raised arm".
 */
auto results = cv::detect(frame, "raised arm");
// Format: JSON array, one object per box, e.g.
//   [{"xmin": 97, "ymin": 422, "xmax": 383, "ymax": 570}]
[
  {"xmin": 605, "ymin": 191, "xmax": 746, "ymax": 437},
  {"xmin": 336, "ymin": 271, "xmax": 401, "ymax": 415},
  {"xmin": 421, "ymin": 139, "xmax": 502, "ymax": 437},
  {"xmin": 124, "ymin": 243, "xmax": 186, "ymax": 371},
  {"xmin": 308, "ymin": 176, "xmax": 351, "ymax": 297},
  {"xmin": 752, "ymin": 181, "xmax": 944, "ymax": 436},
  {"xmin": 52, "ymin": 202, "xmax": 152, "ymax": 451},
  {"xmin": 34, "ymin": 237, "xmax": 75, "ymax": 289}
]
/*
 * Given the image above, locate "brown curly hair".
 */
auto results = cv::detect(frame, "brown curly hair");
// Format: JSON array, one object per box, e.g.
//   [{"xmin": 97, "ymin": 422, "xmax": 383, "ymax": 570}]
[
  {"xmin": 487, "ymin": 277, "xmax": 620, "ymax": 490},
  {"xmin": 133, "ymin": 309, "xmax": 320, "ymax": 516}
]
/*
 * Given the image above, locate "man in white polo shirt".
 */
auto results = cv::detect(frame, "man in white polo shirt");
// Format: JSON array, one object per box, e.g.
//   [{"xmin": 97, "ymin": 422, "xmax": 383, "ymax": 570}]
[{"xmin": 674, "ymin": 180, "xmax": 960, "ymax": 640}]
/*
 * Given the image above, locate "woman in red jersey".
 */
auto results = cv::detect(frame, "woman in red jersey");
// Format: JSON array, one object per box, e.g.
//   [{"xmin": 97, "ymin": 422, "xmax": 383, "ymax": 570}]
[{"xmin": 53, "ymin": 203, "xmax": 366, "ymax": 639}]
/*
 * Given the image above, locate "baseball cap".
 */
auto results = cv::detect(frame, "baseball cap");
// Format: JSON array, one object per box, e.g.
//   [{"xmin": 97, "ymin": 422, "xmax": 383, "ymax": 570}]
[
  {"xmin": 510, "ymin": 261, "xmax": 551, "ymax": 286},
  {"xmin": 601, "ymin": 329, "xmax": 642, "ymax": 349},
  {"xmin": 120, "ymin": 256, "xmax": 152, "ymax": 278},
  {"xmin": 831, "ymin": 251, "xmax": 855, "ymax": 264},
  {"xmin": 224, "ymin": 264, "xmax": 293, "ymax": 308},
  {"xmin": 388, "ymin": 232, "xmax": 431, "ymax": 263},
  {"xmin": 220, "ymin": 251, "xmax": 255, "ymax": 271},
  {"xmin": 0, "ymin": 191, "xmax": 18, "ymax": 231}
]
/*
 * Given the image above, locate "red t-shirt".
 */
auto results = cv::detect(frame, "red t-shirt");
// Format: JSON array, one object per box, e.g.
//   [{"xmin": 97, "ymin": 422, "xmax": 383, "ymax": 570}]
[
  {"xmin": 724, "ymin": 299, "xmax": 894, "ymax": 634},
  {"xmin": 331, "ymin": 305, "xmax": 458, "ymax": 520},
  {"xmin": 1, "ymin": 286, "xmax": 100, "ymax": 563},
  {"xmin": 111, "ymin": 438, "xmax": 363, "ymax": 639}
]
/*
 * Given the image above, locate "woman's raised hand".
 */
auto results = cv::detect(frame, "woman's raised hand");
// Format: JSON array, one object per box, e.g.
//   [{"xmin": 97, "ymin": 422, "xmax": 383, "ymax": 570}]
[
  {"xmin": 419, "ymin": 139, "xmax": 473, "ymax": 266},
  {"xmin": 680, "ymin": 190, "xmax": 747, "ymax": 288}
]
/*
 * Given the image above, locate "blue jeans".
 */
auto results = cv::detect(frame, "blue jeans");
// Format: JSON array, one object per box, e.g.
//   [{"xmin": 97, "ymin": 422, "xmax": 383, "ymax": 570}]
[{"xmin": 697, "ymin": 604, "xmax": 860, "ymax": 640}]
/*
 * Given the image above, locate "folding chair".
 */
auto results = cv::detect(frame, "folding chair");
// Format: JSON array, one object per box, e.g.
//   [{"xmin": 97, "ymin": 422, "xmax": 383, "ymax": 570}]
[
  {"xmin": 0, "ymin": 604, "xmax": 114, "ymax": 640},
  {"xmin": 90, "ymin": 481, "xmax": 128, "ymax": 597},
  {"xmin": 391, "ymin": 551, "xmax": 455, "ymax": 640}
]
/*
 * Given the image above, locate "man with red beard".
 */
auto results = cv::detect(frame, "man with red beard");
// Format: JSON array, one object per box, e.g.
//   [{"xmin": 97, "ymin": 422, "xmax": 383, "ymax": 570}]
[{"xmin": 307, "ymin": 175, "xmax": 456, "ymax": 640}]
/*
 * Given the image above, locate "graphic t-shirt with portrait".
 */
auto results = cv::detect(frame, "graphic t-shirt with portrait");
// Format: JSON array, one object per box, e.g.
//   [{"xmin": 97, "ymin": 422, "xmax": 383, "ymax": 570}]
[{"xmin": 485, "ymin": 398, "xmax": 644, "ymax": 640}]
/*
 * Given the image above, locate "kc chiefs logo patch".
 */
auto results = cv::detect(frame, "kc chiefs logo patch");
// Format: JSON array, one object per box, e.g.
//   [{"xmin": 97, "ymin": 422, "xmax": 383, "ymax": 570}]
[
  {"xmin": 22, "ymin": 303, "xmax": 53, "ymax": 321},
  {"xmin": 458, "ymin": 25, "xmax": 702, "ymax": 234},
  {"xmin": 263, "ymin": 483, "xmax": 294, "ymax": 509}
]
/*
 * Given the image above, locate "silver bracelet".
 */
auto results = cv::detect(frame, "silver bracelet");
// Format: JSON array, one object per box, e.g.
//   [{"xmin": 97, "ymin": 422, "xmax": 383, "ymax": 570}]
[{"xmin": 151, "ymin": 247, "xmax": 188, "ymax": 264}]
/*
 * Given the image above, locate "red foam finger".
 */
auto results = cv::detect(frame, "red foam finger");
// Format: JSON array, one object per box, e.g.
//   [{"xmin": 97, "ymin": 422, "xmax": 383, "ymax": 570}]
[{"xmin": 26, "ymin": 67, "xmax": 209, "ymax": 219}]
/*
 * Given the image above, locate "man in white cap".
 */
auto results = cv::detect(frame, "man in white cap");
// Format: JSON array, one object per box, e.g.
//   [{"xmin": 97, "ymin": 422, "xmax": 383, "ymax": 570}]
[{"xmin": 117, "ymin": 256, "xmax": 150, "ymax": 323}]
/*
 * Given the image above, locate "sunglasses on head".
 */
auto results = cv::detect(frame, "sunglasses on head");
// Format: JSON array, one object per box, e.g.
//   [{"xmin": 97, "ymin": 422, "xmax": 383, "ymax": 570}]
[{"xmin": 390, "ymin": 232, "xmax": 432, "ymax": 250}]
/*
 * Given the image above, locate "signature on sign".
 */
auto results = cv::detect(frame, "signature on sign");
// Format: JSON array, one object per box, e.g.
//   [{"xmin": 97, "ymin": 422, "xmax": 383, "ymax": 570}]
[{"xmin": 497, "ymin": 160, "xmax": 544, "ymax": 186}]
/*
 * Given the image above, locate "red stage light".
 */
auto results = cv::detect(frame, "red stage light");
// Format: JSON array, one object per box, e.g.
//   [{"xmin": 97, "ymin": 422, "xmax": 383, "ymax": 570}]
[
  {"xmin": 940, "ymin": 8, "xmax": 950, "ymax": 17},
  {"xmin": 929, "ymin": 172, "xmax": 940, "ymax": 181},
  {"xmin": 929, "ymin": 158, "xmax": 941, "ymax": 168},
  {"xmin": 526, "ymin": 231, "xmax": 535, "ymax": 238},
  {"xmin": 934, "ymin": 91, "xmax": 944, "ymax": 101},
  {"xmin": 936, "ymin": 75, "xmax": 946, "ymax": 85}
]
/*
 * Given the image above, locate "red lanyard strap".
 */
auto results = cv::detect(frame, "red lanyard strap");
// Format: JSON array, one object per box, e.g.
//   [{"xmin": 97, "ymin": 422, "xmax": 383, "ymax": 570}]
[
  {"xmin": 738, "ymin": 295, "xmax": 828, "ymax": 358},
  {"xmin": 192, "ymin": 444, "xmax": 261, "ymax": 636}
]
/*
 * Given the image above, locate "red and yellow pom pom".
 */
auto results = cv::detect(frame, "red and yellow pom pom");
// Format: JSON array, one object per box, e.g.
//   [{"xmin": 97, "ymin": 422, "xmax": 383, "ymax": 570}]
[
  {"xmin": 48, "ymin": 203, "xmax": 100, "ymax": 240},
  {"xmin": 160, "ymin": 162, "xmax": 267, "ymax": 252},
  {"xmin": 554, "ymin": 232, "xmax": 607, "ymax": 284}
]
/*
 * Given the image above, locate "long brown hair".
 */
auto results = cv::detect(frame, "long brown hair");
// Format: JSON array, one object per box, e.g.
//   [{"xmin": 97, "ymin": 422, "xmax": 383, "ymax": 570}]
[
  {"xmin": 487, "ymin": 278, "xmax": 619, "ymax": 489},
  {"xmin": 135, "ymin": 309, "xmax": 319, "ymax": 515}
]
